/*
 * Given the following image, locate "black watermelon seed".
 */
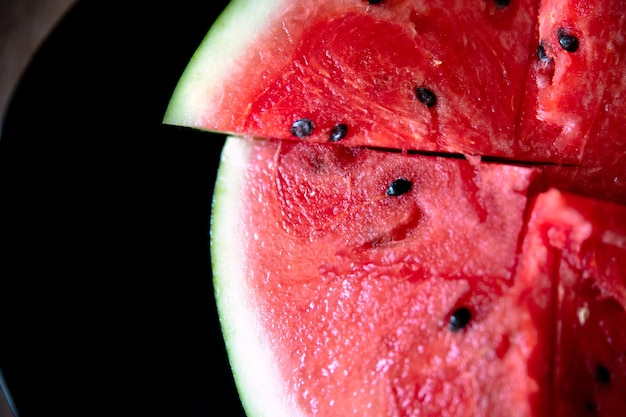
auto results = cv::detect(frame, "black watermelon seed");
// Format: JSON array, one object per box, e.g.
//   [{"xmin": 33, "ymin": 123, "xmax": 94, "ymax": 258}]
[
  {"xmin": 584, "ymin": 400, "xmax": 597, "ymax": 412},
  {"xmin": 449, "ymin": 307, "xmax": 472, "ymax": 332},
  {"xmin": 415, "ymin": 87, "xmax": 437, "ymax": 108},
  {"xmin": 558, "ymin": 29, "xmax": 579, "ymax": 52},
  {"xmin": 596, "ymin": 364, "xmax": 611, "ymax": 384},
  {"xmin": 386, "ymin": 178, "xmax": 413, "ymax": 197},
  {"xmin": 494, "ymin": 0, "xmax": 511, "ymax": 7},
  {"xmin": 290, "ymin": 118, "xmax": 315, "ymax": 138},
  {"xmin": 329, "ymin": 123, "xmax": 348, "ymax": 142},
  {"xmin": 367, "ymin": 0, "xmax": 383, "ymax": 4},
  {"xmin": 537, "ymin": 42, "xmax": 549, "ymax": 62}
]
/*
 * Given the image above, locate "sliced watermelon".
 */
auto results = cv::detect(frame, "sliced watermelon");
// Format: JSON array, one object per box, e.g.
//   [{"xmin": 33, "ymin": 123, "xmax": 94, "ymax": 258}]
[
  {"xmin": 212, "ymin": 136, "xmax": 546, "ymax": 416},
  {"xmin": 212, "ymin": 136, "xmax": 626, "ymax": 416},
  {"xmin": 165, "ymin": 0, "xmax": 540, "ymax": 157},
  {"xmin": 517, "ymin": 0, "xmax": 626, "ymax": 202},
  {"xmin": 164, "ymin": 0, "xmax": 626, "ymax": 203},
  {"xmin": 163, "ymin": 0, "xmax": 626, "ymax": 416},
  {"xmin": 518, "ymin": 189, "xmax": 626, "ymax": 416},
  {"xmin": 212, "ymin": 137, "xmax": 626, "ymax": 416}
]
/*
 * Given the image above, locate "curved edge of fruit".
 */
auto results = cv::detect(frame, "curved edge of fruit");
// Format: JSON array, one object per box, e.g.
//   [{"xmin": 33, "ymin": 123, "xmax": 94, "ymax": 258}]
[
  {"xmin": 162, "ymin": 0, "xmax": 283, "ymax": 129},
  {"xmin": 211, "ymin": 136, "xmax": 303, "ymax": 417}
]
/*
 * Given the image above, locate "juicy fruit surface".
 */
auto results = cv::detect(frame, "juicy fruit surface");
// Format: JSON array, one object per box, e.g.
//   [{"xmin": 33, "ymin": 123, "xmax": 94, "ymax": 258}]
[
  {"xmin": 518, "ymin": 190, "xmax": 626, "ymax": 416},
  {"xmin": 222, "ymin": 137, "xmax": 543, "ymax": 416},
  {"xmin": 165, "ymin": 0, "xmax": 626, "ymax": 203},
  {"xmin": 168, "ymin": 0, "xmax": 540, "ymax": 156},
  {"xmin": 519, "ymin": 0, "xmax": 626, "ymax": 203},
  {"xmin": 163, "ymin": 0, "xmax": 626, "ymax": 415},
  {"xmin": 228, "ymin": 4, "xmax": 536, "ymax": 157},
  {"xmin": 214, "ymin": 138, "xmax": 626, "ymax": 416}
]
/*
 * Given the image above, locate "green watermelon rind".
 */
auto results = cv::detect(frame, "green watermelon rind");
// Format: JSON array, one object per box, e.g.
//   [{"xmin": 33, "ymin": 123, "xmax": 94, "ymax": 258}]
[
  {"xmin": 211, "ymin": 137, "xmax": 303, "ymax": 417},
  {"xmin": 163, "ymin": 0, "xmax": 282, "ymax": 129}
]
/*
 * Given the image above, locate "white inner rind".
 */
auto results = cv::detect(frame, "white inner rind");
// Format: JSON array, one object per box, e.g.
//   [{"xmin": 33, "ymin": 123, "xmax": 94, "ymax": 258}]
[
  {"xmin": 163, "ymin": 0, "xmax": 284, "ymax": 128},
  {"xmin": 211, "ymin": 137, "xmax": 303, "ymax": 417}
]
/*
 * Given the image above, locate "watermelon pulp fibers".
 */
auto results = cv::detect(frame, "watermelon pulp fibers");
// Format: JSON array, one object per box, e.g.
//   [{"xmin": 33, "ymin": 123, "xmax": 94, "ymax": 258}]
[{"xmin": 163, "ymin": 0, "xmax": 626, "ymax": 416}]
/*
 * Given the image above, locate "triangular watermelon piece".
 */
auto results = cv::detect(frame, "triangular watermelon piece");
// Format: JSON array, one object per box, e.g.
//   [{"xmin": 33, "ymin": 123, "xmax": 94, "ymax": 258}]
[
  {"xmin": 165, "ymin": 0, "xmax": 539, "ymax": 157},
  {"xmin": 212, "ymin": 137, "xmax": 547, "ymax": 416}
]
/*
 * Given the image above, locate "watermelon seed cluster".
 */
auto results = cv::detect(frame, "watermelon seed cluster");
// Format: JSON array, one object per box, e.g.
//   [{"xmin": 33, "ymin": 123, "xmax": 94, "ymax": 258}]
[
  {"xmin": 291, "ymin": 119, "xmax": 350, "ymax": 142},
  {"xmin": 538, "ymin": 28, "xmax": 579, "ymax": 67}
]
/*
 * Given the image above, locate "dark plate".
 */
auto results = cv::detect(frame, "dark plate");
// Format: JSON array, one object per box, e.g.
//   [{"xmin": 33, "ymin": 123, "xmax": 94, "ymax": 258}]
[{"xmin": 0, "ymin": 1, "xmax": 245, "ymax": 416}]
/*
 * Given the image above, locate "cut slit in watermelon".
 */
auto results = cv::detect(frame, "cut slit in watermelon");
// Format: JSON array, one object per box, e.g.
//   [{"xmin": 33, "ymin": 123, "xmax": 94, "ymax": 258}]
[{"xmin": 165, "ymin": 0, "xmax": 626, "ymax": 204}]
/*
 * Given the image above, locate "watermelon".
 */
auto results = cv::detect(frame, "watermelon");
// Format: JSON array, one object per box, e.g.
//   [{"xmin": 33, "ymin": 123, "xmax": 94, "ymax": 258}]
[
  {"xmin": 167, "ymin": 0, "xmax": 539, "ymax": 157},
  {"xmin": 212, "ymin": 137, "xmax": 546, "ymax": 416},
  {"xmin": 165, "ymin": 0, "xmax": 626, "ymax": 204},
  {"xmin": 517, "ymin": 0, "xmax": 626, "ymax": 203},
  {"xmin": 163, "ymin": 0, "xmax": 626, "ymax": 416},
  {"xmin": 210, "ymin": 137, "xmax": 626, "ymax": 416},
  {"xmin": 518, "ymin": 189, "xmax": 626, "ymax": 416}
]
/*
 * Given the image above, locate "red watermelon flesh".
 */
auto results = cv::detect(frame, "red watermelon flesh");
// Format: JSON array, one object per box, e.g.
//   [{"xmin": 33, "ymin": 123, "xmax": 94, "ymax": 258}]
[
  {"xmin": 165, "ymin": 0, "xmax": 626, "ymax": 203},
  {"xmin": 168, "ymin": 0, "xmax": 540, "ymax": 157},
  {"xmin": 519, "ymin": 189, "xmax": 626, "ymax": 416},
  {"xmin": 162, "ymin": 0, "xmax": 626, "ymax": 415},
  {"xmin": 517, "ymin": 0, "xmax": 626, "ymax": 203},
  {"xmin": 212, "ymin": 137, "xmax": 626, "ymax": 416},
  {"xmin": 230, "ymin": 137, "xmax": 545, "ymax": 416}
]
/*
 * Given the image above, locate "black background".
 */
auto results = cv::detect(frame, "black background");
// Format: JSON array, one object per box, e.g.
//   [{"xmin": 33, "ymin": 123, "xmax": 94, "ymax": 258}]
[{"xmin": 0, "ymin": 0, "xmax": 245, "ymax": 416}]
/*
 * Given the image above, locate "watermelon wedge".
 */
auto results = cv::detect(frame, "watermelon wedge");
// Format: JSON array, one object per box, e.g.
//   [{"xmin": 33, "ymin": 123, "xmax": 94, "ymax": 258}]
[
  {"xmin": 211, "ymin": 137, "xmax": 626, "ymax": 416},
  {"xmin": 162, "ymin": 0, "xmax": 626, "ymax": 416},
  {"xmin": 212, "ymin": 137, "xmax": 546, "ymax": 417},
  {"xmin": 165, "ymin": 0, "xmax": 540, "ymax": 157}
]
